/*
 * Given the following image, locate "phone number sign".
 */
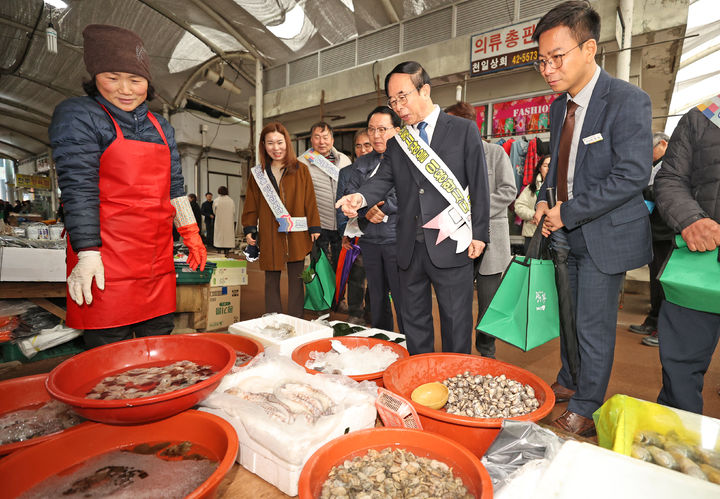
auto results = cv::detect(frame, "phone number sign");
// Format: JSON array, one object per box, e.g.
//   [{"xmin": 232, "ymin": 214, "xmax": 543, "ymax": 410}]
[{"xmin": 471, "ymin": 19, "xmax": 539, "ymax": 77}]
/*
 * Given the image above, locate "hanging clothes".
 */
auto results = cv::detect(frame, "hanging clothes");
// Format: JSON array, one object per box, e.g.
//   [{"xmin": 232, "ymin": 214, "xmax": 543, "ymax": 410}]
[
  {"xmin": 501, "ymin": 138, "xmax": 515, "ymax": 155},
  {"xmin": 522, "ymin": 137, "xmax": 539, "ymax": 188},
  {"xmin": 508, "ymin": 137, "xmax": 529, "ymax": 192}
]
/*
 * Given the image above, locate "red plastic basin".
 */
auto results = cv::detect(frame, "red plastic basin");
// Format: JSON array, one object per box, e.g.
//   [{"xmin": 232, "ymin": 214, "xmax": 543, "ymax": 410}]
[
  {"xmin": 291, "ymin": 336, "xmax": 409, "ymax": 387},
  {"xmin": 0, "ymin": 410, "xmax": 239, "ymax": 499},
  {"xmin": 298, "ymin": 427, "xmax": 492, "ymax": 498},
  {"xmin": 186, "ymin": 332, "xmax": 264, "ymax": 367},
  {"xmin": 383, "ymin": 353, "xmax": 554, "ymax": 458},
  {"xmin": 46, "ymin": 335, "xmax": 236, "ymax": 424},
  {"xmin": 0, "ymin": 373, "xmax": 91, "ymax": 457}
]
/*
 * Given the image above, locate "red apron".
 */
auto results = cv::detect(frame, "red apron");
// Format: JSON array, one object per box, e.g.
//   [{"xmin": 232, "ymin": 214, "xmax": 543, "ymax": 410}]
[{"xmin": 66, "ymin": 105, "xmax": 176, "ymax": 329}]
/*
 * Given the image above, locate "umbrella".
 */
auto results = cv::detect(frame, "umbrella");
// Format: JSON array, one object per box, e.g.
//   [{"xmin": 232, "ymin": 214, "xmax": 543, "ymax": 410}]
[
  {"xmin": 546, "ymin": 187, "xmax": 580, "ymax": 385},
  {"xmin": 333, "ymin": 239, "xmax": 361, "ymax": 307}
]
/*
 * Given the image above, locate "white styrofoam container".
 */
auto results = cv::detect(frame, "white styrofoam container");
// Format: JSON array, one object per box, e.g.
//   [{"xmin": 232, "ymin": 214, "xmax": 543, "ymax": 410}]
[
  {"xmin": 0, "ymin": 247, "xmax": 66, "ymax": 282},
  {"xmin": 529, "ymin": 441, "xmax": 720, "ymax": 499},
  {"xmin": 347, "ymin": 327, "xmax": 407, "ymax": 349},
  {"xmin": 229, "ymin": 314, "xmax": 333, "ymax": 356}
]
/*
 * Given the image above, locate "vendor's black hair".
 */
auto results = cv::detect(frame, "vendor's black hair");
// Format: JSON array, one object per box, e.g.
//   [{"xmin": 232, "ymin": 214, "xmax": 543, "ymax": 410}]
[
  {"xmin": 366, "ymin": 106, "xmax": 402, "ymax": 128},
  {"xmin": 82, "ymin": 78, "xmax": 156, "ymax": 101}
]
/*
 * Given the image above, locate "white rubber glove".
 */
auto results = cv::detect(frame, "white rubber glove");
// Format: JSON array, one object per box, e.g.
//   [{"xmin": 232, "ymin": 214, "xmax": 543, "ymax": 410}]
[{"xmin": 68, "ymin": 250, "xmax": 105, "ymax": 306}]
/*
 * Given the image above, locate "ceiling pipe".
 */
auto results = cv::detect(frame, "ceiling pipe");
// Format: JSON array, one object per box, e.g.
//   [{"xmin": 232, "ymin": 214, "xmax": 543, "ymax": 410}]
[
  {"xmin": 0, "ymin": 124, "xmax": 50, "ymax": 146},
  {"xmin": 0, "ymin": 109, "xmax": 50, "ymax": 127},
  {"xmin": 204, "ymin": 68, "xmax": 243, "ymax": 95},
  {"xmin": 0, "ymin": 138, "xmax": 34, "ymax": 155},
  {"xmin": 184, "ymin": 93, "xmax": 248, "ymax": 121},
  {"xmin": 172, "ymin": 51, "xmax": 253, "ymax": 108},
  {"xmin": 0, "ymin": 97, "xmax": 52, "ymax": 121}
]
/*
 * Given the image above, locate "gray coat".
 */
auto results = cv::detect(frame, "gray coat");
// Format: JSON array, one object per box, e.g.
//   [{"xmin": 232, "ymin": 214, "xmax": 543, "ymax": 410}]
[
  {"xmin": 655, "ymin": 107, "xmax": 720, "ymax": 230},
  {"xmin": 299, "ymin": 146, "xmax": 352, "ymax": 230},
  {"xmin": 479, "ymin": 142, "xmax": 517, "ymax": 275}
]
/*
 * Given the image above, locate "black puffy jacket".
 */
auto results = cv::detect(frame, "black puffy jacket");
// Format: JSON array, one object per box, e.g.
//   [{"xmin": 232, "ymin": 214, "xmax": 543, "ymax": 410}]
[
  {"xmin": 655, "ymin": 107, "xmax": 720, "ymax": 232},
  {"xmin": 49, "ymin": 95, "xmax": 184, "ymax": 251}
]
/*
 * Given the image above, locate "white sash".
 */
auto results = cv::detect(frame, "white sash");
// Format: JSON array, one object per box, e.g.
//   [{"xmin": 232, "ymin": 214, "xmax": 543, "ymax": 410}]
[
  {"xmin": 304, "ymin": 151, "xmax": 339, "ymax": 181},
  {"xmin": 250, "ymin": 165, "xmax": 308, "ymax": 232},
  {"xmin": 394, "ymin": 126, "xmax": 472, "ymax": 252}
]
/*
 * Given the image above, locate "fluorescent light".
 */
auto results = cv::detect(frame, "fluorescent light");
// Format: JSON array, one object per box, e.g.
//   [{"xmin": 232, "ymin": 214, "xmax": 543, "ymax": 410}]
[{"xmin": 45, "ymin": 0, "xmax": 68, "ymax": 9}]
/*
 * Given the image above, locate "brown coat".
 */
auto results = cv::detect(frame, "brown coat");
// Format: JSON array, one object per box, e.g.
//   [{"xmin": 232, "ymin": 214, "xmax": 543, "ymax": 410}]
[{"xmin": 241, "ymin": 163, "xmax": 321, "ymax": 271}]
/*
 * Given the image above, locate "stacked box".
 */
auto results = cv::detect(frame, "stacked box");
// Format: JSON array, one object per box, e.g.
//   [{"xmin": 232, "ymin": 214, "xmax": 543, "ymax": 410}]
[
  {"xmin": 206, "ymin": 286, "xmax": 241, "ymax": 331},
  {"xmin": 208, "ymin": 258, "xmax": 247, "ymax": 286}
]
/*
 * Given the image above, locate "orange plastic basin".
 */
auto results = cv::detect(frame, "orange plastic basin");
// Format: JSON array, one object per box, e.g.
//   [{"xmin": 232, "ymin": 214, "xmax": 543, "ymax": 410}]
[
  {"xmin": 0, "ymin": 373, "xmax": 91, "ymax": 457},
  {"xmin": 186, "ymin": 332, "xmax": 264, "ymax": 367},
  {"xmin": 298, "ymin": 427, "xmax": 492, "ymax": 498},
  {"xmin": 383, "ymin": 353, "xmax": 554, "ymax": 458},
  {"xmin": 0, "ymin": 410, "xmax": 238, "ymax": 499},
  {"xmin": 291, "ymin": 336, "xmax": 409, "ymax": 387},
  {"xmin": 46, "ymin": 336, "xmax": 236, "ymax": 424}
]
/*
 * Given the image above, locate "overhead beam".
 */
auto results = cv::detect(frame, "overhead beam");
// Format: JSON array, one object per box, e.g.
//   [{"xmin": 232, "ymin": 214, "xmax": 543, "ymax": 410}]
[
  {"xmin": 185, "ymin": 93, "xmax": 248, "ymax": 121},
  {"xmin": 172, "ymin": 51, "xmax": 254, "ymax": 108},
  {"xmin": 135, "ymin": 0, "xmax": 255, "ymax": 88},
  {"xmin": 380, "ymin": 0, "xmax": 400, "ymax": 23},
  {"xmin": 0, "ymin": 15, "xmax": 83, "ymax": 54},
  {"xmin": 0, "ymin": 153, "xmax": 19, "ymax": 161},
  {"xmin": 8, "ymin": 74, "xmax": 82, "ymax": 98},
  {"xmin": 0, "ymin": 138, "xmax": 34, "ymax": 155},
  {"xmin": 0, "ymin": 124, "xmax": 49, "ymax": 147},
  {"xmin": 0, "ymin": 109, "xmax": 50, "ymax": 127},
  {"xmin": 0, "ymin": 97, "xmax": 52, "ymax": 122},
  {"xmin": 186, "ymin": 0, "xmax": 266, "ymax": 65}
]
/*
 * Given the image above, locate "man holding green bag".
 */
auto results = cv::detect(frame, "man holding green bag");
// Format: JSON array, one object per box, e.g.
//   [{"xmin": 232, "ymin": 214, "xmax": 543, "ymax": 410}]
[{"xmin": 654, "ymin": 96, "xmax": 720, "ymax": 415}]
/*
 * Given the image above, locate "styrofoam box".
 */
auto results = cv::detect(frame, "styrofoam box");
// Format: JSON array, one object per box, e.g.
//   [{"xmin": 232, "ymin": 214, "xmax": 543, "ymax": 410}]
[
  {"xmin": 0, "ymin": 247, "xmax": 66, "ymax": 282},
  {"xmin": 229, "ymin": 314, "xmax": 333, "ymax": 356},
  {"xmin": 346, "ymin": 327, "xmax": 407, "ymax": 349},
  {"xmin": 201, "ymin": 403, "xmax": 376, "ymax": 496}
]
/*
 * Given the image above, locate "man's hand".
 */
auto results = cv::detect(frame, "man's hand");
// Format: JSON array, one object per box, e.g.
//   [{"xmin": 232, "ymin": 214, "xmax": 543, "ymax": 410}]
[
  {"xmin": 246, "ymin": 232, "xmax": 256, "ymax": 245},
  {"xmin": 311, "ymin": 232, "xmax": 320, "ymax": 242},
  {"xmin": 68, "ymin": 250, "xmax": 105, "ymax": 306},
  {"xmin": 468, "ymin": 240, "xmax": 486, "ymax": 259},
  {"xmin": 532, "ymin": 201, "xmax": 549, "ymax": 226},
  {"xmin": 681, "ymin": 218, "xmax": 720, "ymax": 252},
  {"xmin": 542, "ymin": 202, "xmax": 564, "ymax": 237},
  {"xmin": 366, "ymin": 201, "xmax": 386, "ymax": 224},
  {"xmin": 342, "ymin": 236, "xmax": 352, "ymax": 250},
  {"xmin": 335, "ymin": 193, "xmax": 364, "ymax": 218}
]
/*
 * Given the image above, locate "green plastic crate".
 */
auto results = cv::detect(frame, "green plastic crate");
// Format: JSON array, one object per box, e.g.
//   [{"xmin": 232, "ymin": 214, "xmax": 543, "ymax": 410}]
[
  {"xmin": 175, "ymin": 261, "xmax": 216, "ymax": 284},
  {"xmin": 1, "ymin": 336, "xmax": 85, "ymax": 363}
]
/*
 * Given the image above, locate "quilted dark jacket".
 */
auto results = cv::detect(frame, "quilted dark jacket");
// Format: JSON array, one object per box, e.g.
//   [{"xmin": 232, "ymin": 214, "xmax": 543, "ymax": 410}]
[
  {"xmin": 655, "ymin": 107, "xmax": 720, "ymax": 231},
  {"xmin": 49, "ymin": 95, "xmax": 184, "ymax": 251}
]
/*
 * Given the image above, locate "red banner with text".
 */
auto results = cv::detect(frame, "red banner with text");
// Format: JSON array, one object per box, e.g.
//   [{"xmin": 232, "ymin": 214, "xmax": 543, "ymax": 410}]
[{"xmin": 492, "ymin": 94, "xmax": 560, "ymax": 137}]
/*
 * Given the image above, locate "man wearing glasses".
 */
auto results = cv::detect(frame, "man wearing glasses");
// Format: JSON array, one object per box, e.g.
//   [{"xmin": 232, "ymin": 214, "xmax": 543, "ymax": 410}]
[
  {"xmin": 532, "ymin": 1, "xmax": 652, "ymax": 436},
  {"xmin": 337, "ymin": 61, "xmax": 490, "ymax": 355}
]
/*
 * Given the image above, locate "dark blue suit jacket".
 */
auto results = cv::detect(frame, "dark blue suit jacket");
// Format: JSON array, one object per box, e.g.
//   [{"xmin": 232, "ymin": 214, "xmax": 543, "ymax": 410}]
[
  {"xmin": 538, "ymin": 68, "xmax": 653, "ymax": 274},
  {"xmin": 358, "ymin": 111, "xmax": 490, "ymax": 270}
]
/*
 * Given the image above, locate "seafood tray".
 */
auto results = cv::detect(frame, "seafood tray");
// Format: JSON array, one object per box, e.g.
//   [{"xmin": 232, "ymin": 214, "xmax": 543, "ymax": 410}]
[
  {"xmin": 229, "ymin": 314, "xmax": 333, "ymax": 356},
  {"xmin": 199, "ymin": 354, "xmax": 377, "ymax": 496}
]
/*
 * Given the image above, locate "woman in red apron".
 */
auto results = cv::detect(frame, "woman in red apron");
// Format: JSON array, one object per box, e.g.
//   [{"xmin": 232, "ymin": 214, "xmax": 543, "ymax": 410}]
[{"xmin": 49, "ymin": 25, "xmax": 206, "ymax": 348}]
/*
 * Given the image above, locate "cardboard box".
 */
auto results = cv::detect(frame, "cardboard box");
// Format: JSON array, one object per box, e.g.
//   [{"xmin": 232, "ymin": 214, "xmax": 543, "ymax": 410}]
[
  {"xmin": 206, "ymin": 285, "xmax": 241, "ymax": 331},
  {"xmin": 208, "ymin": 259, "xmax": 247, "ymax": 286},
  {"xmin": 0, "ymin": 247, "xmax": 66, "ymax": 281}
]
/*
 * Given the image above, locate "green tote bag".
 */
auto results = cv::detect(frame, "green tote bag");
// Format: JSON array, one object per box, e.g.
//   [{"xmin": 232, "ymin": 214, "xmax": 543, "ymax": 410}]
[
  {"xmin": 477, "ymin": 226, "xmax": 560, "ymax": 351},
  {"xmin": 303, "ymin": 242, "xmax": 336, "ymax": 311},
  {"xmin": 659, "ymin": 234, "xmax": 720, "ymax": 314}
]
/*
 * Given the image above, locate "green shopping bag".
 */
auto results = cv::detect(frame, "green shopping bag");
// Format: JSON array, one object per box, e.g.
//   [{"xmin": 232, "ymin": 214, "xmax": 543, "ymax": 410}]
[
  {"xmin": 303, "ymin": 242, "xmax": 336, "ymax": 311},
  {"xmin": 477, "ymin": 225, "xmax": 560, "ymax": 350},
  {"xmin": 659, "ymin": 234, "xmax": 720, "ymax": 314}
]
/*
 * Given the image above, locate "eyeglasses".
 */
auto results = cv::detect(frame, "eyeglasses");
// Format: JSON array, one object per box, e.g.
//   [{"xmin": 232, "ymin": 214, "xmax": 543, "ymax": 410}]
[
  {"xmin": 533, "ymin": 40, "xmax": 587, "ymax": 72},
  {"xmin": 367, "ymin": 126, "xmax": 392, "ymax": 135},
  {"xmin": 387, "ymin": 89, "xmax": 416, "ymax": 109}
]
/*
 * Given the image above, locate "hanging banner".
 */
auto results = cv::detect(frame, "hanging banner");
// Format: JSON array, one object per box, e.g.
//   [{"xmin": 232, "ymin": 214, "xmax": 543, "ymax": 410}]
[
  {"xmin": 471, "ymin": 18, "xmax": 540, "ymax": 77},
  {"xmin": 16, "ymin": 174, "xmax": 51, "ymax": 190},
  {"xmin": 492, "ymin": 94, "xmax": 560, "ymax": 137}
]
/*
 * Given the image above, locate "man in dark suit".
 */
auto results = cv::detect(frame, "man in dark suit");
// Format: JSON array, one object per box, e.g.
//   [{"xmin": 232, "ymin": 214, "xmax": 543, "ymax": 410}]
[
  {"xmin": 336, "ymin": 61, "xmax": 490, "ymax": 355},
  {"xmin": 532, "ymin": 1, "xmax": 652, "ymax": 436}
]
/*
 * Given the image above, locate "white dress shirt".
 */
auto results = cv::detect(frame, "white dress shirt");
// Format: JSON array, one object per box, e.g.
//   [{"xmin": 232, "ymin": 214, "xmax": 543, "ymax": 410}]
[
  {"xmin": 565, "ymin": 64, "xmax": 601, "ymax": 199},
  {"xmin": 413, "ymin": 104, "xmax": 441, "ymax": 144}
]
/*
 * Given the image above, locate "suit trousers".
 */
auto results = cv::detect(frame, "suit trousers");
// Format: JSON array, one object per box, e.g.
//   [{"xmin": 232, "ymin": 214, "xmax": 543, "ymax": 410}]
[
  {"xmin": 475, "ymin": 272, "xmax": 502, "ymax": 358},
  {"xmin": 359, "ymin": 240, "xmax": 404, "ymax": 333},
  {"xmin": 345, "ymin": 253, "xmax": 367, "ymax": 318},
  {"xmin": 264, "ymin": 260, "xmax": 305, "ymax": 318},
  {"xmin": 317, "ymin": 229, "xmax": 342, "ymax": 272},
  {"xmin": 657, "ymin": 301, "xmax": 720, "ymax": 414},
  {"xmin": 83, "ymin": 312, "xmax": 174, "ymax": 349},
  {"xmin": 399, "ymin": 241, "xmax": 474, "ymax": 354},
  {"xmin": 553, "ymin": 228, "xmax": 624, "ymax": 418}
]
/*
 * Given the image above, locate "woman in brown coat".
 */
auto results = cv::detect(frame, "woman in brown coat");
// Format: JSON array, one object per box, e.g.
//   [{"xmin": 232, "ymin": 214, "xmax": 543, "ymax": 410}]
[{"xmin": 242, "ymin": 122, "xmax": 321, "ymax": 317}]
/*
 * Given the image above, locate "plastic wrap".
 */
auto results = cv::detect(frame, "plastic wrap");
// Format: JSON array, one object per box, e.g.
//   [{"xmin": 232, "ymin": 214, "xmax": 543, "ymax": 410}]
[
  {"xmin": 200, "ymin": 353, "xmax": 378, "ymax": 466},
  {"xmin": 481, "ymin": 420, "xmax": 564, "ymax": 492},
  {"xmin": 16, "ymin": 325, "xmax": 83, "ymax": 358}
]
